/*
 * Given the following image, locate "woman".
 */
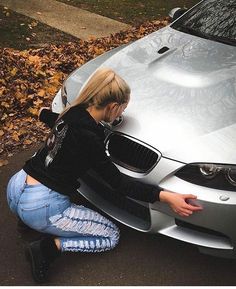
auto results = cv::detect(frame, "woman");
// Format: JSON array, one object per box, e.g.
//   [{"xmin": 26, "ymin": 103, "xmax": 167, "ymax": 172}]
[{"xmin": 7, "ymin": 68, "xmax": 202, "ymax": 283}]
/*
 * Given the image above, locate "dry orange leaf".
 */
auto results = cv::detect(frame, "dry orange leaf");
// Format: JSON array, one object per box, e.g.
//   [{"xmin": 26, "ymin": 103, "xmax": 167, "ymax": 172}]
[
  {"xmin": 28, "ymin": 55, "xmax": 41, "ymax": 66},
  {"xmin": 19, "ymin": 128, "xmax": 27, "ymax": 135},
  {"xmin": 37, "ymin": 70, "xmax": 46, "ymax": 77},
  {"xmin": 1, "ymin": 101, "xmax": 10, "ymax": 108},
  {"xmin": 37, "ymin": 89, "xmax": 45, "ymax": 97},
  {"xmin": 0, "ymin": 87, "xmax": 6, "ymax": 96},
  {"xmin": 46, "ymin": 85, "xmax": 58, "ymax": 95},
  {"xmin": 23, "ymin": 139, "xmax": 33, "ymax": 145},
  {"xmin": 15, "ymin": 91, "xmax": 25, "ymax": 99},
  {"xmin": 0, "ymin": 159, "xmax": 9, "ymax": 167},
  {"xmin": 33, "ymin": 99, "xmax": 43, "ymax": 106},
  {"xmin": 8, "ymin": 123, "xmax": 14, "ymax": 130},
  {"xmin": 12, "ymin": 132, "xmax": 20, "ymax": 142},
  {"xmin": 28, "ymin": 107, "xmax": 39, "ymax": 116},
  {"xmin": 10, "ymin": 67, "xmax": 18, "ymax": 76}
]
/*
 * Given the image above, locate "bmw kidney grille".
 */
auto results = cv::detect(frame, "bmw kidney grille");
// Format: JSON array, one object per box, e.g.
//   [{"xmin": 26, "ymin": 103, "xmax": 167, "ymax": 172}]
[{"xmin": 106, "ymin": 133, "xmax": 160, "ymax": 173}]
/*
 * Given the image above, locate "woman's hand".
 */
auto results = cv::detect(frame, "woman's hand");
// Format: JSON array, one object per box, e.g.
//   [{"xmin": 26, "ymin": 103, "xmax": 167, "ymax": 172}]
[{"xmin": 159, "ymin": 190, "xmax": 203, "ymax": 217}]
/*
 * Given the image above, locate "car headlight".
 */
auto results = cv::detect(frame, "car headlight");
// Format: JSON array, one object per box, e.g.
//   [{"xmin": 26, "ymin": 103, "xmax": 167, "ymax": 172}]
[
  {"xmin": 199, "ymin": 164, "xmax": 221, "ymax": 179},
  {"xmin": 175, "ymin": 163, "xmax": 236, "ymax": 191},
  {"xmin": 226, "ymin": 168, "xmax": 236, "ymax": 186}
]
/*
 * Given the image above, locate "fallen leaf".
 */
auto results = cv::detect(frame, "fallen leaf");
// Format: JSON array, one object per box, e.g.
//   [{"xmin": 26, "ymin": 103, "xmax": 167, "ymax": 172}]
[
  {"xmin": 28, "ymin": 55, "xmax": 41, "ymax": 65},
  {"xmin": 0, "ymin": 87, "xmax": 6, "ymax": 96},
  {"xmin": 10, "ymin": 67, "xmax": 18, "ymax": 76},
  {"xmin": 37, "ymin": 89, "xmax": 45, "ymax": 97},
  {"xmin": 23, "ymin": 139, "xmax": 33, "ymax": 145},
  {"xmin": 33, "ymin": 99, "xmax": 43, "ymax": 106},
  {"xmin": 1, "ymin": 101, "xmax": 10, "ymax": 108},
  {"xmin": 28, "ymin": 107, "xmax": 39, "ymax": 116},
  {"xmin": 0, "ymin": 159, "xmax": 9, "ymax": 167},
  {"xmin": 12, "ymin": 132, "xmax": 20, "ymax": 142},
  {"xmin": 46, "ymin": 85, "xmax": 58, "ymax": 95},
  {"xmin": 31, "ymin": 21, "xmax": 38, "ymax": 27},
  {"xmin": 7, "ymin": 123, "xmax": 14, "ymax": 130}
]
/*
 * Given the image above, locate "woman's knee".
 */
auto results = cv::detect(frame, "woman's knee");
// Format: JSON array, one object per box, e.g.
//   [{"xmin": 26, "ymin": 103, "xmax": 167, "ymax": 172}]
[{"xmin": 110, "ymin": 229, "xmax": 120, "ymax": 249}]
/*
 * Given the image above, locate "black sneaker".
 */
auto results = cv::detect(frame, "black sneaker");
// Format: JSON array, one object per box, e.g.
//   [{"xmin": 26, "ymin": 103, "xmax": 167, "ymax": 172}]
[{"xmin": 25, "ymin": 240, "xmax": 50, "ymax": 284}]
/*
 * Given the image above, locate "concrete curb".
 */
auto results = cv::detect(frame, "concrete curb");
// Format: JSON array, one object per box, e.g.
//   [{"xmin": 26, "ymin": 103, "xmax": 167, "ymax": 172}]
[{"xmin": 0, "ymin": 0, "xmax": 131, "ymax": 40}]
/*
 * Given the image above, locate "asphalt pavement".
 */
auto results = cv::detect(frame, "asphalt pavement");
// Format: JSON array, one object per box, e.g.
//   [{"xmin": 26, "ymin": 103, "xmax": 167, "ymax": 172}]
[{"xmin": 1, "ymin": 145, "xmax": 236, "ymax": 285}]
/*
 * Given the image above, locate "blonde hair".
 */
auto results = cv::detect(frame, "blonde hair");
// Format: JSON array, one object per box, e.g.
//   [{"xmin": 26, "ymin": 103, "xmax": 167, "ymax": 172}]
[{"xmin": 59, "ymin": 67, "xmax": 130, "ymax": 117}]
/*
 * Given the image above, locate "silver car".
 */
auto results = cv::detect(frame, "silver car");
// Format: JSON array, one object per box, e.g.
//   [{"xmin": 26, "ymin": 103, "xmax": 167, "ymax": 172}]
[{"xmin": 52, "ymin": 0, "xmax": 236, "ymax": 259}]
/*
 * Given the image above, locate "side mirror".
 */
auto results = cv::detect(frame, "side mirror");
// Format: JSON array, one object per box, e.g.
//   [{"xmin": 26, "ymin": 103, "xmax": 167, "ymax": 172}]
[{"xmin": 169, "ymin": 7, "xmax": 188, "ymax": 22}]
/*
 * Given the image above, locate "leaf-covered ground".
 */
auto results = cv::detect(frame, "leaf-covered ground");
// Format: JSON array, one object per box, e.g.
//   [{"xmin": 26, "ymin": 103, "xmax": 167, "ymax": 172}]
[{"xmin": 0, "ymin": 18, "xmax": 169, "ymax": 166}]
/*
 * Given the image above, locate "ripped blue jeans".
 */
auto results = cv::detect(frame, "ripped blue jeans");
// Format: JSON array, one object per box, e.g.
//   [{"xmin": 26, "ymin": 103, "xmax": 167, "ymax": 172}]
[{"xmin": 6, "ymin": 169, "xmax": 120, "ymax": 252}]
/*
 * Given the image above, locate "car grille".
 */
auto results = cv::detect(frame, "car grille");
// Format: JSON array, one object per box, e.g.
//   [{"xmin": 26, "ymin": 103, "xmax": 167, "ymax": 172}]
[{"xmin": 106, "ymin": 133, "xmax": 160, "ymax": 173}]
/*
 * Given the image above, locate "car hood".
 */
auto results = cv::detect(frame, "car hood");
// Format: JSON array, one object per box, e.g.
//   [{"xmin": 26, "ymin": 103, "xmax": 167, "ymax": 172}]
[{"xmin": 100, "ymin": 26, "xmax": 236, "ymax": 164}]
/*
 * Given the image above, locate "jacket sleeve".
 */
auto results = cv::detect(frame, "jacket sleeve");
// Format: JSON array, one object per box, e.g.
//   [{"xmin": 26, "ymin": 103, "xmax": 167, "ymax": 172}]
[
  {"xmin": 39, "ymin": 109, "xmax": 60, "ymax": 128},
  {"xmin": 87, "ymin": 133, "xmax": 163, "ymax": 203}
]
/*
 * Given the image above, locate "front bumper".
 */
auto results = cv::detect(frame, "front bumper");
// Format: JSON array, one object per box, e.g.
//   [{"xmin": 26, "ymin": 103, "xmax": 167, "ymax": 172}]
[{"xmin": 77, "ymin": 156, "xmax": 236, "ymax": 259}]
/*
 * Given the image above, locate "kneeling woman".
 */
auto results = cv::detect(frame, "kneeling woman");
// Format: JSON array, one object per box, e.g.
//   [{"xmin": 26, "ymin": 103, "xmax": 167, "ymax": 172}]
[{"xmin": 7, "ymin": 68, "xmax": 202, "ymax": 283}]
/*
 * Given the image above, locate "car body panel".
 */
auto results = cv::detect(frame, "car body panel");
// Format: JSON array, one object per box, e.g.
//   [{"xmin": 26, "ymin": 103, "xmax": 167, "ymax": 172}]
[
  {"xmin": 96, "ymin": 27, "xmax": 236, "ymax": 164},
  {"xmin": 54, "ymin": 25, "xmax": 236, "ymax": 164}
]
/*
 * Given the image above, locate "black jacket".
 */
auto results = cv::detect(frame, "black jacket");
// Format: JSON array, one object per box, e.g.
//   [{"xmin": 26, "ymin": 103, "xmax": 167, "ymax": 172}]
[{"xmin": 23, "ymin": 106, "xmax": 162, "ymax": 203}]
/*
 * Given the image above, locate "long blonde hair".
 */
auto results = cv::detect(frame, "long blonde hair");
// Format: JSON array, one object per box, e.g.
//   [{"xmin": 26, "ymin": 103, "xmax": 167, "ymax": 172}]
[{"xmin": 59, "ymin": 67, "xmax": 130, "ymax": 117}]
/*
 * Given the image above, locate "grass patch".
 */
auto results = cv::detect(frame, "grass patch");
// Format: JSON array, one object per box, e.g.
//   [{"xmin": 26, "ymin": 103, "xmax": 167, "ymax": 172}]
[
  {"xmin": 57, "ymin": 0, "xmax": 199, "ymax": 25},
  {"xmin": 0, "ymin": 6, "xmax": 78, "ymax": 50}
]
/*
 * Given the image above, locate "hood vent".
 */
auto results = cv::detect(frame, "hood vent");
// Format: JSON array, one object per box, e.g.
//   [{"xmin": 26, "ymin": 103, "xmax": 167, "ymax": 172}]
[
  {"xmin": 157, "ymin": 46, "xmax": 170, "ymax": 54},
  {"xmin": 106, "ymin": 132, "xmax": 160, "ymax": 173}
]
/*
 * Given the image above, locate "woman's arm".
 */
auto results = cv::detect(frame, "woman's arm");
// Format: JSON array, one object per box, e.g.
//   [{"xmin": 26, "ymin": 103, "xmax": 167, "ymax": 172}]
[
  {"xmin": 94, "ymin": 157, "xmax": 203, "ymax": 216},
  {"xmin": 39, "ymin": 108, "xmax": 59, "ymax": 128},
  {"xmin": 87, "ymin": 133, "xmax": 202, "ymax": 216},
  {"xmin": 85, "ymin": 133, "xmax": 161, "ymax": 202}
]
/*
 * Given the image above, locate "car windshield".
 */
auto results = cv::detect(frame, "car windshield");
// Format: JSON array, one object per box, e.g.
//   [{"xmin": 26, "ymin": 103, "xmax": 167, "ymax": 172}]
[{"xmin": 171, "ymin": 0, "xmax": 236, "ymax": 46}]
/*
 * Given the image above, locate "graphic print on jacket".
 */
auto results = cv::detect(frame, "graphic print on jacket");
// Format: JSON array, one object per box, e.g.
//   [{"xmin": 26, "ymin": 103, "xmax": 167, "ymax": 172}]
[{"xmin": 45, "ymin": 119, "xmax": 68, "ymax": 167}]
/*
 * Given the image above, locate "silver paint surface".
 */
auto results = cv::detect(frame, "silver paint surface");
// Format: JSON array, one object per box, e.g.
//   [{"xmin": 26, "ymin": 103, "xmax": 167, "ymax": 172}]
[{"xmin": 99, "ymin": 27, "xmax": 236, "ymax": 164}]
